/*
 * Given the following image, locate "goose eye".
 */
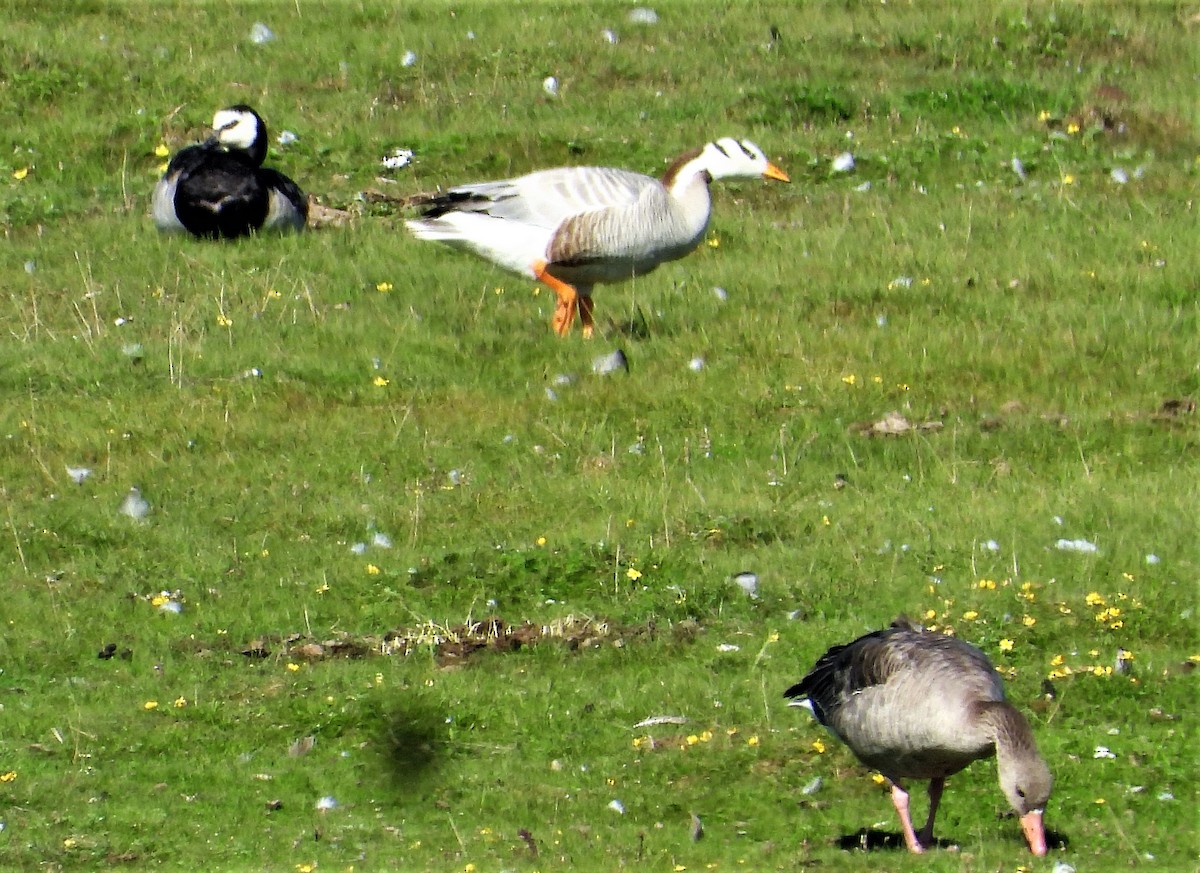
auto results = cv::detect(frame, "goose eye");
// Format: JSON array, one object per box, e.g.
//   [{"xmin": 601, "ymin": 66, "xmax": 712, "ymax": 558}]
[{"xmin": 1016, "ymin": 787, "xmax": 1026, "ymax": 799}]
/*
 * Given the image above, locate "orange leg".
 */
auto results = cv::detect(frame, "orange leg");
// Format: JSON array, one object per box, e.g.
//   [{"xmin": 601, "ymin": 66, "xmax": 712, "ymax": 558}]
[
  {"xmin": 533, "ymin": 260, "xmax": 578, "ymax": 337},
  {"xmin": 578, "ymin": 294, "xmax": 595, "ymax": 339}
]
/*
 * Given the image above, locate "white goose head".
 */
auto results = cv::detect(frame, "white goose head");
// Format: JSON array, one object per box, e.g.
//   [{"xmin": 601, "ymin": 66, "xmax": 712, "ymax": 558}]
[
  {"xmin": 663, "ymin": 138, "xmax": 790, "ymax": 194},
  {"xmin": 211, "ymin": 105, "xmax": 268, "ymax": 165}
]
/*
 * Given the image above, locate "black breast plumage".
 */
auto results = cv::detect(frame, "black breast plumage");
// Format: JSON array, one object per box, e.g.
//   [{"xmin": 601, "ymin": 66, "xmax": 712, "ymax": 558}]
[{"xmin": 153, "ymin": 107, "xmax": 307, "ymax": 240}]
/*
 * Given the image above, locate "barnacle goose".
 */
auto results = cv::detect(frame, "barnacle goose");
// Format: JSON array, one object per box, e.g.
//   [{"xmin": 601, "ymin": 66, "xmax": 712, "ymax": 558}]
[{"xmin": 152, "ymin": 105, "xmax": 307, "ymax": 239}]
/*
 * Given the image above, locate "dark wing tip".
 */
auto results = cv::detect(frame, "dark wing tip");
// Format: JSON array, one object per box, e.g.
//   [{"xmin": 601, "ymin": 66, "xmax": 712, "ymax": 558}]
[{"xmin": 782, "ymin": 680, "xmax": 806, "ymax": 700}]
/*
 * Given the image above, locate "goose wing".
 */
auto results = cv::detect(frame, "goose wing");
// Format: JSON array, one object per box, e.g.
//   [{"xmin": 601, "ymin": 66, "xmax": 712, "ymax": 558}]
[{"xmin": 421, "ymin": 166, "xmax": 658, "ymax": 229}]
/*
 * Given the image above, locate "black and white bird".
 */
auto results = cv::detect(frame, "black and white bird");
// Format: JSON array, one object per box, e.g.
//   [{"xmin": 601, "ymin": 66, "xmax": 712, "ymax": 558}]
[
  {"xmin": 784, "ymin": 617, "xmax": 1052, "ymax": 855},
  {"xmin": 152, "ymin": 105, "xmax": 307, "ymax": 239}
]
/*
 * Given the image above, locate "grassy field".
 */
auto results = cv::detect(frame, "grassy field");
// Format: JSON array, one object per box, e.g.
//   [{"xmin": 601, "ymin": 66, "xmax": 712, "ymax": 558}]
[{"xmin": 1, "ymin": 2, "xmax": 1197, "ymax": 871}]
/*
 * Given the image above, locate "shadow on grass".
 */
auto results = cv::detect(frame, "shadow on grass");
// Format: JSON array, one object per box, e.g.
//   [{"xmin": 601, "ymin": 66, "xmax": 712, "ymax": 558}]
[
  {"xmin": 377, "ymin": 696, "xmax": 449, "ymax": 790},
  {"xmin": 836, "ymin": 827, "xmax": 1070, "ymax": 852}
]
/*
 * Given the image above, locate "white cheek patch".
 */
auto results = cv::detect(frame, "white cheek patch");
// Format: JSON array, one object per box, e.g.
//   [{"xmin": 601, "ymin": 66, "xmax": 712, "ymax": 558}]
[{"xmin": 212, "ymin": 111, "xmax": 258, "ymax": 151}]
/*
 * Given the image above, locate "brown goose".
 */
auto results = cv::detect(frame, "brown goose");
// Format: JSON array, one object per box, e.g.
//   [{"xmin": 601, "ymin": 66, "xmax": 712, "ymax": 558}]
[
  {"xmin": 405, "ymin": 138, "xmax": 789, "ymax": 337},
  {"xmin": 784, "ymin": 617, "xmax": 1052, "ymax": 855}
]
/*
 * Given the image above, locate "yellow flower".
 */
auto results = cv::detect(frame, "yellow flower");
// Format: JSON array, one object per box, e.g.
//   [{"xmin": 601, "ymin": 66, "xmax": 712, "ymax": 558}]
[
  {"xmin": 699, "ymin": 730, "xmax": 713, "ymax": 742},
  {"xmin": 0, "ymin": 771, "xmax": 16, "ymax": 782},
  {"xmin": 536, "ymin": 536, "xmax": 547, "ymax": 546},
  {"xmin": 747, "ymin": 735, "xmax": 759, "ymax": 747},
  {"xmin": 366, "ymin": 564, "xmax": 381, "ymax": 575},
  {"xmin": 1067, "ymin": 122, "xmax": 1080, "ymax": 135},
  {"xmin": 923, "ymin": 609, "xmax": 937, "ymax": 621},
  {"xmin": 12, "ymin": 167, "xmax": 29, "ymax": 181},
  {"xmin": 372, "ymin": 376, "xmax": 389, "ymax": 387},
  {"xmin": 1037, "ymin": 109, "xmax": 1051, "ymax": 122},
  {"xmin": 811, "ymin": 739, "xmax": 826, "ymax": 754},
  {"xmin": 821, "ymin": 515, "xmax": 830, "ymax": 526},
  {"xmin": 144, "ymin": 700, "xmax": 159, "ymax": 710},
  {"xmin": 1094, "ymin": 797, "xmax": 1106, "ymax": 805},
  {"xmin": 871, "ymin": 773, "xmax": 887, "ymax": 785},
  {"xmin": 287, "ymin": 663, "xmax": 301, "ymax": 672},
  {"xmin": 686, "ymin": 734, "xmax": 700, "ymax": 745},
  {"xmin": 1022, "ymin": 615, "xmax": 1037, "ymax": 627},
  {"xmin": 1085, "ymin": 592, "xmax": 1106, "ymax": 607},
  {"xmin": 841, "ymin": 374, "xmax": 857, "ymax": 386},
  {"xmin": 706, "ymin": 236, "xmax": 720, "ymax": 248},
  {"xmin": 962, "ymin": 610, "xmax": 979, "ymax": 621},
  {"xmin": 464, "ymin": 864, "xmax": 477, "ymax": 873},
  {"xmin": 626, "ymin": 567, "xmax": 642, "ymax": 581},
  {"xmin": 217, "ymin": 313, "xmax": 233, "ymax": 328},
  {"xmin": 1050, "ymin": 654, "xmax": 1065, "ymax": 667},
  {"xmin": 976, "ymin": 578, "xmax": 995, "ymax": 589},
  {"xmin": 375, "ymin": 282, "xmax": 393, "ymax": 293},
  {"xmin": 1061, "ymin": 174, "xmax": 1076, "ymax": 186},
  {"xmin": 296, "ymin": 865, "xmax": 316, "ymax": 873},
  {"xmin": 154, "ymin": 143, "xmax": 170, "ymax": 158},
  {"xmin": 998, "ymin": 639, "xmax": 1014, "ymax": 653},
  {"xmin": 174, "ymin": 696, "xmax": 187, "ymax": 708},
  {"xmin": 150, "ymin": 594, "xmax": 169, "ymax": 608},
  {"xmin": 315, "ymin": 581, "xmax": 330, "ymax": 594}
]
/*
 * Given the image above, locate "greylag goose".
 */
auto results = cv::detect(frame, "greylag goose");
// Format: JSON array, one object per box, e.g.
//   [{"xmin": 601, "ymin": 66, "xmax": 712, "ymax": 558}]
[
  {"xmin": 405, "ymin": 138, "xmax": 789, "ymax": 337},
  {"xmin": 784, "ymin": 617, "xmax": 1052, "ymax": 855},
  {"xmin": 153, "ymin": 105, "xmax": 307, "ymax": 239}
]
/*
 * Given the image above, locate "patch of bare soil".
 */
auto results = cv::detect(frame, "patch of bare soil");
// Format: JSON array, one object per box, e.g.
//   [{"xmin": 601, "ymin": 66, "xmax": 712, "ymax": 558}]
[{"xmin": 195, "ymin": 615, "xmax": 698, "ymax": 668}]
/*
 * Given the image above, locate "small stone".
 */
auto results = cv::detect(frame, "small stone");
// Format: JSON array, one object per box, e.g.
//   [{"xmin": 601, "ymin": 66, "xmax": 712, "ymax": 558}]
[
  {"xmin": 732, "ymin": 572, "xmax": 758, "ymax": 598},
  {"xmin": 249, "ymin": 22, "xmax": 275, "ymax": 44},
  {"xmin": 591, "ymin": 349, "xmax": 628, "ymax": 375}
]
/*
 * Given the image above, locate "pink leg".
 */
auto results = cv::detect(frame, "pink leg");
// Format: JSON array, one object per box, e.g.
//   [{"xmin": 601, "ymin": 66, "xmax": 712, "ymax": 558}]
[
  {"xmin": 890, "ymin": 783, "xmax": 926, "ymax": 854},
  {"xmin": 916, "ymin": 777, "xmax": 944, "ymax": 848}
]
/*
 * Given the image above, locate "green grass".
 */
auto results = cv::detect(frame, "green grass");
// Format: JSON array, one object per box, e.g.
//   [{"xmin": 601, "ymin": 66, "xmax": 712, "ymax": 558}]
[{"xmin": 1, "ymin": 1, "xmax": 1197, "ymax": 871}]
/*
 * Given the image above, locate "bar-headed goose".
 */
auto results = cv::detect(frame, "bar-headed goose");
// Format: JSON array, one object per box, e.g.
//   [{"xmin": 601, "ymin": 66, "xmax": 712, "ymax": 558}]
[
  {"xmin": 152, "ymin": 105, "xmax": 307, "ymax": 239},
  {"xmin": 784, "ymin": 617, "xmax": 1052, "ymax": 855},
  {"xmin": 405, "ymin": 138, "xmax": 789, "ymax": 337}
]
